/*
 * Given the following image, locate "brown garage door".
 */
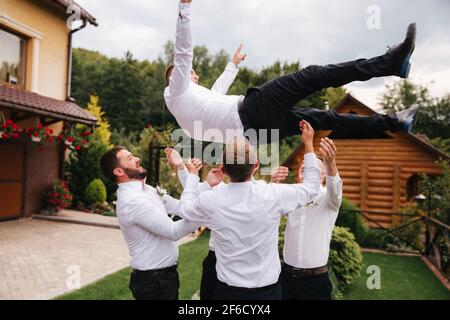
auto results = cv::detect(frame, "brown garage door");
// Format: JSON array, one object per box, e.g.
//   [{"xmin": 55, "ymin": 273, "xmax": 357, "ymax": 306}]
[{"xmin": 0, "ymin": 142, "xmax": 24, "ymax": 220}]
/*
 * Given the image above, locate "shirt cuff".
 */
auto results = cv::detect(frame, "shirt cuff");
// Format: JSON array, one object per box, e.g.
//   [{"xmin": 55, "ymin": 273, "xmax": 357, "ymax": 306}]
[
  {"xmin": 178, "ymin": 167, "xmax": 188, "ymax": 177},
  {"xmin": 179, "ymin": 2, "xmax": 191, "ymax": 19},
  {"xmin": 184, "ymin": 173, "xmax": 200, "ymax": 191},
  {"xmin": 198, "ymin": 181, "xmax": 213, "ymax": 193},
  {"xmin": 326, "ymin": 173, "xmax": 342, "ymax": 192},
  {"xmin": 179, "ymin": 2, "xmax": 191, "ymax": 10},
  {"xmin": 226, "ymin": 61, "xmax": 239, "ymax": 71},
  {"xmin": 303, "ymin": 152, "xmax": 317, "ymax": 168}
]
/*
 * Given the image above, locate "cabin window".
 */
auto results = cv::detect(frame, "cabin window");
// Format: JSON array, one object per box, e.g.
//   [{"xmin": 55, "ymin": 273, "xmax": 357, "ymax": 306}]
[
  {"xmin": 0, "ymin": 28, "xmax": 26, "ymax": 87},
  {"xmin": 406, "ymin": 174, "xmax": 420, "ymax": 201}
]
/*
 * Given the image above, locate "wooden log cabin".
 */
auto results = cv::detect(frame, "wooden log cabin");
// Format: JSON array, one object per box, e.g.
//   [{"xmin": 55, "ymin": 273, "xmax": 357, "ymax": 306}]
[{"xmin": 283, "ymin": 94, "xmax": 449, "ymax": 228}]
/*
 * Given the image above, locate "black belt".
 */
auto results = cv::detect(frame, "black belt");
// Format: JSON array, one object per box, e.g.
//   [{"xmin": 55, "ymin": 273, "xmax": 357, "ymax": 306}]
[
  {"xmin": 237, "ymin": 98, "xmax": 251, "ymax": 131},
  {"xmin": 282, "ymin": 263, "xmax": 328, "ymax": 279},
  {"xmin": 217, "ymin": 279, "xmax": 280, "ymax": 292},
  {"xmin": 132, "ymin": 265, "xmax": 177, "ymax": 276}
]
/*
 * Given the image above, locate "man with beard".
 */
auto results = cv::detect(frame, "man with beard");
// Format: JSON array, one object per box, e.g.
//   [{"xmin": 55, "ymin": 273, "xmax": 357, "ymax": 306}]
[{"xmin": 100, "ymin": 146, "xmax": 205, "ymax": 300}]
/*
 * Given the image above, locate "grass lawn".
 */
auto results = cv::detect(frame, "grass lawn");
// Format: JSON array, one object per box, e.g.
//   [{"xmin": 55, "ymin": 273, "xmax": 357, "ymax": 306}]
[
  {"xmin": 56, "ymin": 232, "xmax": 449, "ymax": 300},
  {"xmin": 343, "ymin": 252, "xmax": 450, "ymax": 300}
]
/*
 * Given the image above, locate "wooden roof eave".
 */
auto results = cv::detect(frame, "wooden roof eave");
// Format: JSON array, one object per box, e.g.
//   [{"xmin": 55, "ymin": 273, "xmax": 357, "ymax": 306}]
[{"xmin": 0, "ymin": 100, "xmax": 98, "ymax": 126}]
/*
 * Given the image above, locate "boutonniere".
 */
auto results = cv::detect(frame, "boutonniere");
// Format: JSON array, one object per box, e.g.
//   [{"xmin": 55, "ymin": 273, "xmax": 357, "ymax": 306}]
[
  {"xmin": 156, "ymin": 185, "xmax": 168, "ymax": 198},
  {"xmin": 305, "ymin": 200, "xmax": 318, "ymax": 207}
]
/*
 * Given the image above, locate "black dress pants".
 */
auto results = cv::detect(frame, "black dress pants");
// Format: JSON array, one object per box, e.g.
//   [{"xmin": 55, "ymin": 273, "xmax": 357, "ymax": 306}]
[
  {"xmin": 240, "ymin": 53, "xmax": 401, "ymax": 142},
  {"xmin": 129, "ymin": 265, "xmax": 179, "ymax": 300},
  {"xmin": 280, "ymin": 269, "xmax": 333, "ymax": 300},
  {"xmin": 215, "ymin": 280, "xmax": 282, "ymax": 300},
  {"xmin": 200, "ymin": 250, "xmax": 218, "ymax": 300}
]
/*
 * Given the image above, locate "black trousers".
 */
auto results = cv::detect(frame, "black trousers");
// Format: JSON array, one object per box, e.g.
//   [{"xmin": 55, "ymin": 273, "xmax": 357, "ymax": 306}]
[
  {"xmin": 215, "ymin": 280, "xmax": 282, "ymax": 300},
  {"xmin": 240, "ymin": 53, "xmax": 401, "ymax": 142},
  {"xmin": 280, "ymin": 269, "xmax": 333, "ymax": 300},
  {"xmin": 129, "ymin": 266, "xmax": 179, "ymax": 300},
  {"xmin": 200, "ymin": 250, "xmax": 218, "ymax": 300}
]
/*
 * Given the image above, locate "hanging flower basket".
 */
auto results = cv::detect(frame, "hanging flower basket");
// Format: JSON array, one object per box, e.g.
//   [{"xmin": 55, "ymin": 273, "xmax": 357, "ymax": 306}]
[
  {"xmin": 26, "ymin": 119, "xmax": 53, "ymax": 143},
  {"xmin": 64, "ymin": 136, "xmax": 74, "ymax": 146},
  {"xmin": 31, "ymin": 135, "xmax": 42, "ymax": 142},
  {"xmin": 59, "ymin": 127, "xmax": 93, "ymax": 152},
  {"xmin": 0, "ymin": 112, "xmax": 21, "ymax": 139}
]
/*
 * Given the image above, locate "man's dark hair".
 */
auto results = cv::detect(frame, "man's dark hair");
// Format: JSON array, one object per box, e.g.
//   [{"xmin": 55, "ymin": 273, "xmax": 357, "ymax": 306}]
[
  {"xmin": 165, "ymin": 64, "xmax": 175, "ymax": 87},
  {"xmin": 100, "ymin": 146, "xmax": 127, "ymax": 183},
  {"xmin": 222, "ymin": 138, "xmax": 256, "ymax": 183}
]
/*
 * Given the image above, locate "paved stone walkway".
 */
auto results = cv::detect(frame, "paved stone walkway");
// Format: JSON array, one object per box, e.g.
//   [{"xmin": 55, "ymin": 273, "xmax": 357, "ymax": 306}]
[{"xmin": 0, "ymin": 217, "xmax": 196, "ymax": 300}]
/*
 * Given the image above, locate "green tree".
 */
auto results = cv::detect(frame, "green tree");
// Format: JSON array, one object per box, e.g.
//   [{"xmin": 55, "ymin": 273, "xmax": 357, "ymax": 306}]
[
  {"xmin": 380, "ymin": 80, "xmax": 450, "ymax": 152},
  {"xmin": 85, "ymin": 95, "xmax": 111, "ymax": 146},
  {"xmin": 324, "ymin": 87, "xmax": 347, "ymax": 109}
]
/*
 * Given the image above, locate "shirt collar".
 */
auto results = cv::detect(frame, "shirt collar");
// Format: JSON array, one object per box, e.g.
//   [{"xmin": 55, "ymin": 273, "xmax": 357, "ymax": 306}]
[
  {"xmin": 227, "ymin": 180, "xmax": 254, "ymax": 188},
  {"xmin": 118, "ymin": 180, "xmax": 147, "ymax": 192}
]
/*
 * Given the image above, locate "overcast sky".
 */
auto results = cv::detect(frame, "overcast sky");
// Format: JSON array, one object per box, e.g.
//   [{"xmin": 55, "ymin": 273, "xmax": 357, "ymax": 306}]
[{"xmin": 73, "ymin": 0, "xmax": 450, "ymax": 110}]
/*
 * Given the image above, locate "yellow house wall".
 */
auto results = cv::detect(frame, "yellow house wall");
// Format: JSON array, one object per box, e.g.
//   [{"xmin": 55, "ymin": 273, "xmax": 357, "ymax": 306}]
[{"xmin": 1, "ymin": 0, "xmax": 69, "ymax": 100}]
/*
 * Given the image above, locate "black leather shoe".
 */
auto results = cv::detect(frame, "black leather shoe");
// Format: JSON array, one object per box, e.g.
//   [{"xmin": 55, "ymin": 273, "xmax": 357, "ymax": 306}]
[
  {"xmin": 395, "ymin": 104, "xmax": 419, "ymax": 133},
  {"xmin": 387, "ymin": 23, "xmax": 417, "ymax": 78}
]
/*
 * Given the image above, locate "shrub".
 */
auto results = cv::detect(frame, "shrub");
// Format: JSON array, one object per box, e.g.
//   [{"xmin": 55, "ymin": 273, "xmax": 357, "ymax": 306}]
[
  {"xmin": 329, "ymin": 226, "xmax": 363, "ymax": 297},
  {"xmin": 65, "ymin": 137, "xmax": 115, "ymax": 205},
  {"xmin": 84, "ymin": 178, "xmax": 107, "ymax": 206},
  {"xmin": 385, "ymin": 202, "xmax": 425, "ymax": 253},
  {"xmin": 420, "ymin": 160, "xmax": 450, "ymax": 224},
  {"xmin": 47, "ymin": 180, "xmax": 73, "ymax": 213},
  {"xmin": 336, "ymin": 197, "xmax": 370, "ymax": 245}
]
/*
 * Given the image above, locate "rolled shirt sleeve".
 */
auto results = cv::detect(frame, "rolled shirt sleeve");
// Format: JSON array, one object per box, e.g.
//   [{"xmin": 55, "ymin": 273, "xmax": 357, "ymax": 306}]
[
  {"xmin": 270, "ymin": 152, "xmax": 321, "ymax": 215},
  {"xmin": 325, "ymin": 173, "xmax": 343, "ymax": 210},
  {"xmin": 131, "ymin": 197, "xmax": 198, "ymax": 241}
]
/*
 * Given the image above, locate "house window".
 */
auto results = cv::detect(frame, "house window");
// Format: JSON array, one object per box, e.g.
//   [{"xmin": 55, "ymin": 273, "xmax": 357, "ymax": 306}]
[{"xmin": 0, "ymin": 28, "xmax": 26, "ymax": 87}]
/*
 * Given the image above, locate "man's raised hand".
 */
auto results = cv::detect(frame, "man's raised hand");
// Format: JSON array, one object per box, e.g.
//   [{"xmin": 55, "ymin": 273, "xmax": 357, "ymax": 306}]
[
  {"xmin": 186, "ymin": 158, "xmax": 203, "ymax": 176},
  {"xmin": 319, "ymin": 137, "xmax": 338, "ymax": 177},
  {"xmin": 206, "ymin": 167, "xmax": 225, "ymax": 188},
  {"xmin": 271, "ymin": 166, "xmax": 289, "ymax": 183},
  {"xmin": 164, "ymin": 147, "xmax": 184, "ymax": 170},
  {"xmin": 300, "ymin": 120, "xmax": 315, "ymax": 154},
  {"xmin": 232, "ymin": 44, "xmax": 247, "ymax": 67}
]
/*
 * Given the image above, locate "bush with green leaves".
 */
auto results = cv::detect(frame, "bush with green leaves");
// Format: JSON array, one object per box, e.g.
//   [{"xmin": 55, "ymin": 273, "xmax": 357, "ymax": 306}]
[
  {"xmin": 84, "ymin": 178, "xmax": 107, "ymax": 206},
  {"xmin": 65, "ymin": 137, "xmax": 116, "ymax": 205},
  {"xmin": 329, "ymin": 226, "xmax": 363, "ymax": 297},
  {"xmin": 335, "ymin": 197, "xmax": 370, "ymax": 245},
  {"xmin": 420, "ymin": 160, "xmax": 450, "ymax": 225}
]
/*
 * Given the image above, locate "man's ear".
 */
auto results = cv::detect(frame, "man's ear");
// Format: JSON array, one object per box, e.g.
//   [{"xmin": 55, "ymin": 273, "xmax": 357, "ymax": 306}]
[
  {"xmin": 219, "ymin": 164, "xmax": 226, "ymax": 175},
  {"xmin": 113, "ymin": 167, "xmax": 125, "ymax": 179}
]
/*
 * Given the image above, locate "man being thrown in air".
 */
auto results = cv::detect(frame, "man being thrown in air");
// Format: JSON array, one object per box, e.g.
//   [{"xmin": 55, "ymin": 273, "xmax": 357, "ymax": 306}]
[{"xmin": 164, "ymin": 0, "xmax": 419, "ymax": 144}]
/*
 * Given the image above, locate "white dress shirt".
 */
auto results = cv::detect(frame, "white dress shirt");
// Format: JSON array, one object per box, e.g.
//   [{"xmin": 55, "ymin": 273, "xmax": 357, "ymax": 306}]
[
  {"xmin": 177, "ymin": 168, "xmax": 265, "ymax": 252},
  {"xmin": 116, "ymin": 181, "xmax": 198, "ymax": 271},
  {"xmin": 177, "ymin": 153, "xmax": 321, "ymax": 288},
  {"xmin": 164, "ymin": 3, "xmax": 244, "ymax": 143},
  {"xmin": 283, "ymin": 174, "xmax": 343, "ymax": 269}
]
